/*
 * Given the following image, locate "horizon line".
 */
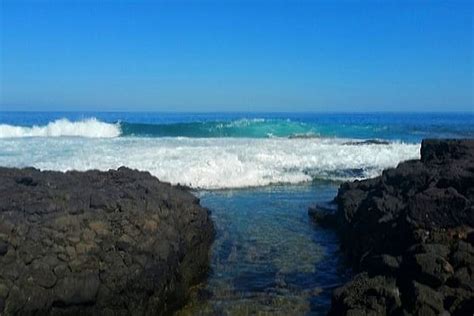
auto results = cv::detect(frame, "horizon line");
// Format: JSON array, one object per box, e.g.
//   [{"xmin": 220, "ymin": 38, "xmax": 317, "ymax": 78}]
[{"xmin": 1, "ymin": 109, "xmax": 473, "ymax": 114}]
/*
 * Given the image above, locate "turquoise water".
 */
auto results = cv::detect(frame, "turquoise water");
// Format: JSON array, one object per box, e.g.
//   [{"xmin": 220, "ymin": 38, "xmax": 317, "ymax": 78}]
[
  {"xmin": 1, "ymin": 112, "xmax": 473, "ymax": 142},
  {"xmin": 0, "ymin": 111, "xmax": 472, "ymax": 314},
  {"xmin": 117, "ymin": 112, "xmax": 474, "ymax": 141},
  {"xmin": 179, "ymin": 183, "xmax": 349, "ymax": 315}
]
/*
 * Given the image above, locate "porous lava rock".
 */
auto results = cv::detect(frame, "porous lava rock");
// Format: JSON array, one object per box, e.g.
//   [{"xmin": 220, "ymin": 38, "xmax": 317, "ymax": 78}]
[
  {"xmin": 311, "ymin": 139, "xmax": 474, "ymax": 315},
  {"xmin": 0, "ymin": 167, "xmax": 214, "ymax": 315}
]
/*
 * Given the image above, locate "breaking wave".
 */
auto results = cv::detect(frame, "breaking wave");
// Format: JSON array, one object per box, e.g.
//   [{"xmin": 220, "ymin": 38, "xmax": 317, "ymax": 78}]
[
  {"xmin": 0, "ymin": 118, "xmax": 121, "ymax": 138},
  {"xmin": 119, "ymin": 118, "xmax": 317, "ymax": 138},
  {"xmin": 0, "ymin": 137, "xmax": 420, "ymax": 189},
  {"xmin": 0, "ymin": 117, "xmax": 320, "ymax": 139}
]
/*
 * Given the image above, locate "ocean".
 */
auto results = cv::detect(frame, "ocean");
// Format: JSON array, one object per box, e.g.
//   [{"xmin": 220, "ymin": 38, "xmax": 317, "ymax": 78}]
[{"xmin": 0, "ymin": 111, "xmax": 473, "ymax": 314}]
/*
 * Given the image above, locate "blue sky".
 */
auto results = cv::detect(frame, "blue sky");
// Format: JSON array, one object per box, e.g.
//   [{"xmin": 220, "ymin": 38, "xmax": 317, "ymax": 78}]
[{"xmin": 0, "ymin": 0, "xmax": 472, "ymax": 112}]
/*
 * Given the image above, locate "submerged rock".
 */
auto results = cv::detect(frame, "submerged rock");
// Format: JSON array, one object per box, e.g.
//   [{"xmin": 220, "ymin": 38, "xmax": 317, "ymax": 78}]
[
  {"xmin": 317, "ymin": 139, "xmax": 474, "ymax": 315},
  {"xmin": 0, "ymin": 167, "xmax": 214, "ymax": 315},
  {"xmin": 342, "ymin": 139, "xmax": 391, "ymax": 146}
]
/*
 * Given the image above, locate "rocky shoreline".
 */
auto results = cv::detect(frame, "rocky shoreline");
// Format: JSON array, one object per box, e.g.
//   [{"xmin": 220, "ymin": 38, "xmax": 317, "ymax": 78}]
[
  {"xmin": 1, "ymin": 139, "xmax": 472, "ymax": 315},
  {"xmin": 310, "ymin": 139, "xmax": 474, "ymax": 315},
  {"xmin": 0, "ymin": 167, "xmax": 214, "ymax": 315}
]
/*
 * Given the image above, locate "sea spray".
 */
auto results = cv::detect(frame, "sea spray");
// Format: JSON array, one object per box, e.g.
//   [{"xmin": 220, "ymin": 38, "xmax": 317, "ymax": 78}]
[
  {"xmin": 0, "ymin": 118, "xmax": 121, "ymax": 138},
  {"xmin": 0, "ymin": 136, "xmax": 419, "ymax": 189}
]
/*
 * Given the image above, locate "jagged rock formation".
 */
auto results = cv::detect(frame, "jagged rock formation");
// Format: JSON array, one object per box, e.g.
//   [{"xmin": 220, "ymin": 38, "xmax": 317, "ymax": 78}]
[
  {"xmin": 310, "ymin": 139, "xmax": 474, "ymax": 315},
  {"xmin": 0, "ymin": 167, "xmax": 214, "ymax": 315}
]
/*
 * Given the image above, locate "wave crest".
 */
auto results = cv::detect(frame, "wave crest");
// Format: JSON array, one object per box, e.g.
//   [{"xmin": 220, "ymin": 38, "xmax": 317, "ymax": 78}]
[
  {"xmin": 120, "ymin": 118, "xmax": 314, "ymax": 138},
  {"xmin": 0, "ymin": 118, "xmax": 121, "ymax": 138}
]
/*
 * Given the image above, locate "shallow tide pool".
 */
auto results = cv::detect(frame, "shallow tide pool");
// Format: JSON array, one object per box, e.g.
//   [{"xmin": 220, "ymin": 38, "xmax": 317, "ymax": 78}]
[{"xmin": 178, "ymin": 182, "xmax": 350, "ymax": 315}]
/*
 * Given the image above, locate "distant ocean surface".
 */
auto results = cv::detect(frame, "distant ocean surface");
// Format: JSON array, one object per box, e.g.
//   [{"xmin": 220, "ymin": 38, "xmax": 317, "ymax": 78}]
[
  {"xmin": 0, "ymin": 112, "xmax": 472, "ymax": 189},
  {"xmin": 1, "ymin": 111, "xmax": 473, "ymax": 314}
]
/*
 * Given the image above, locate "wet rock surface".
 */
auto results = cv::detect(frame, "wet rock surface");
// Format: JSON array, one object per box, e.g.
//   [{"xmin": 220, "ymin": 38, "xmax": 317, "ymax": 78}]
[
  {"xmin": 311, "ymin": 139, "xmax": 474, "ymax": 315},
  {"xmin": 0, "ymin": 167, "xmax": 214, "ymax": 315}
]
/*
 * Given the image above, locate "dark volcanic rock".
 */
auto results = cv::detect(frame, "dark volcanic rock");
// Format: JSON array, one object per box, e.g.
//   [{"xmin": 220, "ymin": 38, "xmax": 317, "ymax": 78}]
[
  {"xmin": 328, "ymin": 273, "xmax": 402, "ymax": 316},
  {"xmin": 322, "ymin": 139, "xmax": 474, "ymax": 315},
  {"xmin": 343, "ymin": 139, "xmax": 391, "ymax": 146},
  {"xmin": 0, "ymin": 167, "xmax": 214, "ymax": 315},
  {"xmin": 407, "ymin": 281, "xmax": 445, "ymax": 315},
  {"xmin": 308, "ymin": 202, "xmax": 338, "ymax": 228}
]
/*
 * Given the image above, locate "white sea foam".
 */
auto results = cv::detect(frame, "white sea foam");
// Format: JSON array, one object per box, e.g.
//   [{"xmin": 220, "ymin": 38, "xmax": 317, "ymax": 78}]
[
  {"xmin": 0, "ymin": 118, "xmax": 121, "ymax": 138},
  {"xmin": 0, "ymin": 137, "xmax": 420, "ymax": 189}
]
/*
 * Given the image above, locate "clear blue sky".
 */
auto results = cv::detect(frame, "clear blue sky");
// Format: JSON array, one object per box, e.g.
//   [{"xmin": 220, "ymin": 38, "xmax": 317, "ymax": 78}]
[{"xmin": 0, "ymin": 0, "xmax": 472, "ymax": 112}]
